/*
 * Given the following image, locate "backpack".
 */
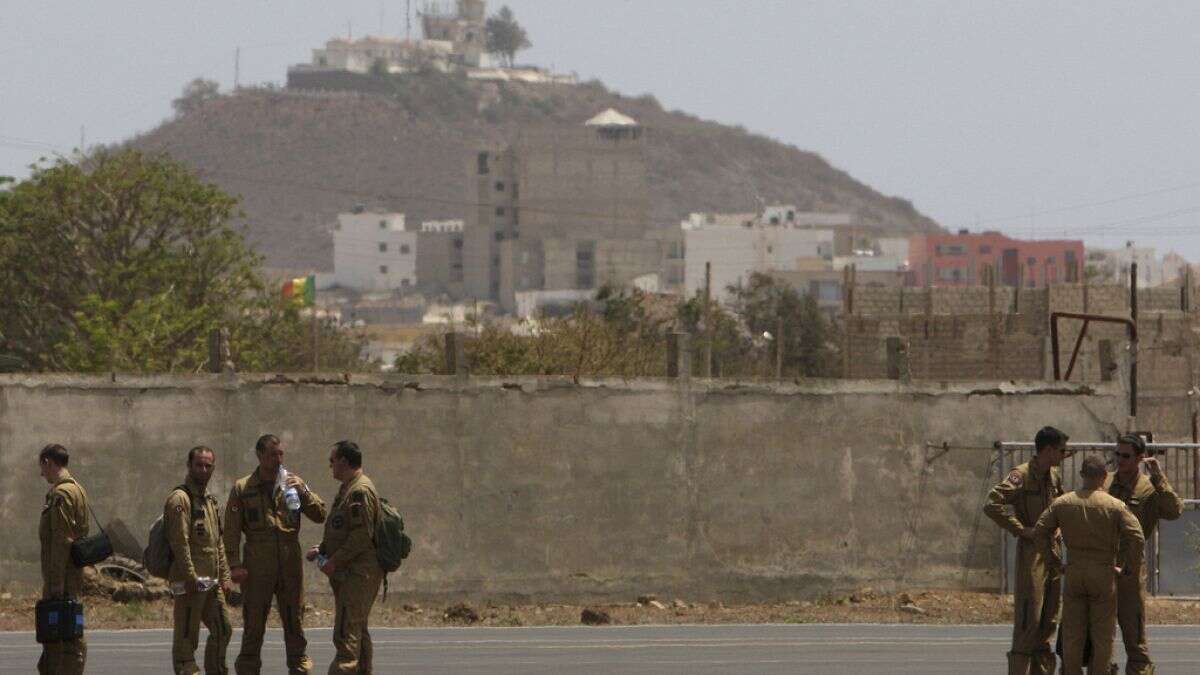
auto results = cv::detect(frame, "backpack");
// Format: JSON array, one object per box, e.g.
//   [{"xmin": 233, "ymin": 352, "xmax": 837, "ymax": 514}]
[
  {"xmin": 144, "ymin": 486, "xmax": 189, "ymax": 579},
  {"xmin": 374, "ymin": 498, "xmax": 412, "ymax": 574}
]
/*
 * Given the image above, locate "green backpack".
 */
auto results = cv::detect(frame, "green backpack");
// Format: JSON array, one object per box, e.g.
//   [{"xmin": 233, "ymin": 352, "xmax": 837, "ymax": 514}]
[{"xmin": 374, "ymin": 498, "xmax": 412, "ymax": 574}]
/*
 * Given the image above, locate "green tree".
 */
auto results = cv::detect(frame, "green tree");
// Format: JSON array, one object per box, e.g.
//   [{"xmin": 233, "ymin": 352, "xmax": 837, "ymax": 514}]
[
  {"xmin": 173, "ymin": 78, "xmax": 220, "ymax": 116},
  {"xmin": 726, "ymin": 273, "xmax": 840, "ymax": 377},
  {"xmin": 0, "ymin": 149, "xmax": 366, "ymax": 372},
  {"xmin": 485, "ymin": 5, "xmax": 531, "ymax": 67}
]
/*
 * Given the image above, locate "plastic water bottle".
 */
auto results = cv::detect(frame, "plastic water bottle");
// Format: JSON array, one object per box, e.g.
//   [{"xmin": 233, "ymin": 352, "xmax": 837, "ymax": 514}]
[
  {"xmin": 313, "ymin": 554, "xmax": 329, "ymax": 568},
  {"xmin": 280, "ymin": 466, "xmax": 301, "ymax": 513}
]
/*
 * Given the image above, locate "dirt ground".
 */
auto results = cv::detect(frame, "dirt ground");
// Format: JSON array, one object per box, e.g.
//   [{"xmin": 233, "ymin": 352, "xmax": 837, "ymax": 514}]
[{"xmin": 5, "ymin": 588, "xmax": 1200, "ymax": 631}]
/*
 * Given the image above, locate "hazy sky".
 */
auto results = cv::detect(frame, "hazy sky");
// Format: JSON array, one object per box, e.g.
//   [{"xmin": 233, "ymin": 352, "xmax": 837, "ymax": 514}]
[{"xmin": 4, "ymin": 1, "xmax": 1200, "ymax": 259}]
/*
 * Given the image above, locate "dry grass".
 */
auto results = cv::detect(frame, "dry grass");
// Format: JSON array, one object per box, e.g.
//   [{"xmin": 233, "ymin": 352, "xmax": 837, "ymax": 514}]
[{"xmin": 4, "ymin": 589, "xmax": 1200, "ymax": 631}]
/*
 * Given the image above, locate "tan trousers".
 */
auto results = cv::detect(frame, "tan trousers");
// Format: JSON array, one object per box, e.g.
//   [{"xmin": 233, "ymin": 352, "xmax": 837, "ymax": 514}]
[
  {"xmin": 1008, "ymin": 541, "xmax": 1062, "ymax": 675},
  {"xmin": 328, "ymin": 570, "xmax": 383, "ymax": 675},
  {"xmin": 235, "ymin": 541, "xmax": 312, "ymax": 674},
  {"xmin": 173, "ymin": 587, "xmax": 233, "ymax": 675},
  {"xmin": 1114, "ymin": 570, "xmax": 1153, "ymax": 674},
  {"xmin": 38, "ymin": 637, "xmax": 86, "ymax": 675},
  {"xmin": 1061, "ymin": 563, "xmax": 1118, "ymax": 675}
]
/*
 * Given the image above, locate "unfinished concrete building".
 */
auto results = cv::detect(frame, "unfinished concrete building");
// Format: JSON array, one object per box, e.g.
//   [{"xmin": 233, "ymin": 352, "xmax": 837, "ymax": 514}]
[{"xmin": 463, "ymin": 109, "xmax": 669, "ymax": 312}]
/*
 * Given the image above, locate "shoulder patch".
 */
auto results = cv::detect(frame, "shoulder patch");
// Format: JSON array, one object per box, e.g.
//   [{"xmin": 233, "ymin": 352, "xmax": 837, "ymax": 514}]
[
  {"xmin": 175, "ymin": 504, "xmax": 185, "ymax": 513},
  {"xmin": 1006, "ymin": 469, "xmax": 1024, "ymax": 487},
  {"xmin": 350, "ymin": 491, "xmax": 366, "ymax": 504}
]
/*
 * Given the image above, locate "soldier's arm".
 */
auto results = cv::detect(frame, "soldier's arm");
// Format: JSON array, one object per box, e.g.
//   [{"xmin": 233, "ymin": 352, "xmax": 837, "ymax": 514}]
[
  {"xmin": 44, "ymin": 488, "xmax": 77, "ymax": 597},
  {"xmin": 165, "ymin": 491, "xmax": 199, "ymax": 583},
  {"xmin": 328, "ymin": 489, "xmax": 375, "ymax": 569},
  {"xmin": 1031, "ymin": 503, "xmax": 1062, "ymax": 568},
  {"xmin": 1118, "ymin": 506, "xmax": 1146, "ymax": 576},
  {"xmin": 300, "ymin": 485, "xmax": 328, "ymax": 524},
  {"xmin": 982, "ymin": 472, "xmax": 1024, "ymax": 537},
  {"xmin": 223, "ymin": 486, "xmax": 245, "ymax": 569},
  {"xmin": 214, "ymin": 502, "xmax": 232, "ymax": 587},
  {"xmin": 1152, "ymin": 477, "xmax": 1185, "ymax": 522}
]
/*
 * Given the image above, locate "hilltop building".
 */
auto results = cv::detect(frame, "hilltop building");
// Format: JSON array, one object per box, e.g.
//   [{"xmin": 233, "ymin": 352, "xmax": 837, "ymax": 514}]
[
  {"xmin": 416, "ymin": 219, "xmax": 466, "ymax": 296},
  {"xmin": 463, "ymin": 109, "xmax": 673, "ymax": 312},
  {"xmin": 289, "ymin": 0, "xmax": 576, "ymax": 85}
]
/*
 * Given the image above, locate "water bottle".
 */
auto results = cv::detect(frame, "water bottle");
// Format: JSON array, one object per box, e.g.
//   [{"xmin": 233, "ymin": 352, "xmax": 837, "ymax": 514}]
[
  {"xmin": 280, "ymin": 466, "xmax": 301, "ymax": 513},
  {"xmin": 313, "ymin": 554, "xmax": 329, "ymax": 568}
]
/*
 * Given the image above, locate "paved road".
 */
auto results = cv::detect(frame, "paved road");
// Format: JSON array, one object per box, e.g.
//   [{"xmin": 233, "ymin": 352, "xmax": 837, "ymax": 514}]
[{"xmin": 4, "ymin": 623, "xmax": 1200, "ymax": 674}]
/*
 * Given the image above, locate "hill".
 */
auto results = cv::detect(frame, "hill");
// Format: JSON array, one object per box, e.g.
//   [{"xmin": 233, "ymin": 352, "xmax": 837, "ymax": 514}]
[{"xmin": 129, "ymin": 71, "xmax": 940, "ymax": 270}]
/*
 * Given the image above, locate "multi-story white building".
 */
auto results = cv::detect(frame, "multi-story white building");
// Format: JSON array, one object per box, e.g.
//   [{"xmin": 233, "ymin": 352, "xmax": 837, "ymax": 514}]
[
  {"xmin": 333, "ymin": 211, "xmax": 417, "ymax": 291},
  {"xmin": 683, "ymin": 207, "xmax": 835, "ymax": 302}
]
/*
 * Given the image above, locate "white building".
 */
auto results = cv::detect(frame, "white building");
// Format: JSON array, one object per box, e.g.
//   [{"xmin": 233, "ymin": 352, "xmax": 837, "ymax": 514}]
[
  {"xmin": 333, "ymin": 211, "xmax": 418, "ymax": 291},
  {"xmin": 1086, "ymin": 242, "xmax": 1165, "ymax": 286},
  {"xmin": 683, "ymin": 211, "xmax": 834, "ymax": 302}
]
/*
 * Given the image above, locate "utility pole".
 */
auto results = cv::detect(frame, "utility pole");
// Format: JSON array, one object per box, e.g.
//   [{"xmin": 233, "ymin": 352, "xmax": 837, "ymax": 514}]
[
  {"xmin": 312, "ymin": 310, "xmax": 320, "ymax": 372},
  {"xmin": 702, "ymin": 261, "xmax": 712, "ymax": 377},
  {"xmin": 774, "ymin": 315, "xmax": 784, "ymax": 379},
  {"xmin": 234, "ymin": 46, "xmax": 240, "ymax": 90},
  {"xmin": 406, "ymin": 0, "xmax": 412, "ymax": 42}
]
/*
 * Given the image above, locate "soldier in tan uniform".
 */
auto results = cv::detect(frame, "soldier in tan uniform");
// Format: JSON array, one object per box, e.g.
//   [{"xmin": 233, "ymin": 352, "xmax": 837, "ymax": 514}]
[
  {"xmin": 1033, "ymin": 455, "xmax": 1144, "ymax": 675},
  {"xmin": 166, "ymin": 446, "xmax": 234, "ymax": 675},
  {"xmin": 37, "ymin": 443, "xmax": 89, "ymax": 675},
  {"xmin": 225, "ymin": 434, "xmax": 327, "ymax": 674},
  {"xmin": 307, "ymin": 440, "xmax": 383, "ymax": 675},
  {"xmin": 984, "ymin": 426, "xmax": 1070, "ymax": 675},
  {"xmin": 1103, "ymin": 434, "xmax": 1183, "ymax": 675}
]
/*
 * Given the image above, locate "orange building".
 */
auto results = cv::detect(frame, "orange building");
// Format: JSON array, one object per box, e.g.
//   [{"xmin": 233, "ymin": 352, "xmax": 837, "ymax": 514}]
[{"xmin": 907, "ymin": 230, "xmax": 1084, "ymax": 288}]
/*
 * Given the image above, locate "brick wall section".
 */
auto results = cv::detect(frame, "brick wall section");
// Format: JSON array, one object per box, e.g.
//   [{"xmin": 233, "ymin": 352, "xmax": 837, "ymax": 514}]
[{"xmin": 845, "ymin": 282, "xmax": 1200, "ymax": 439}]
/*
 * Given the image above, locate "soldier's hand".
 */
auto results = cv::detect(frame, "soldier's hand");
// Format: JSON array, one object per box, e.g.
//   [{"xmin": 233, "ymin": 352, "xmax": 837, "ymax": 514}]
[
  {"xmin": 230, "ymin": 567, "xmax": 249, "ymax": 584},
  {"xmin": 1019, "ymin": 527, "xmax": 1037, "ymax": 540},
  {"xmin": 221, "ymin": 580, "xmax": 235, "ymax": 595},
  {"xmin": 319, "ymin": 558, "xmax": 336, "ymax": 576},
  {"xmin": 1143, "ymin": 457, "xmax": 1164, "ymax": 481},
  {"xmin": 305, "ymin": 545, "xmax": 321, "ymax": 562},
  {"xmin": 1113, "ymin": 566, "xmax": 1123, "ymax": 576},
  {"xmin": 285, "ymin": 474, "xmax": 307, "ymax": 491}
]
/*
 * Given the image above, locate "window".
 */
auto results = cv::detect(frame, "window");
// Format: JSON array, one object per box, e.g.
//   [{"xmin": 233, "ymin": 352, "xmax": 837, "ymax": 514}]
[
  {"xmin": 401, "ymin": 278, "xmax": 411, "ymax": 287},
  {"xmin": 495, "ymin": 207, "xmax": 506, "ymax": 217},
  {"xmin": 379, "ymin": 265, "xmax": 388, "ymax": 274},
  {"xmin": 476, "ymin": 152, "xmax": 490, "ymax": 175},
  {"xmin": 495, "ymin": 181, "xmax": 505, "ymax": 192},
  {"xmin": 378, "ymin": 243, "xmax": 387, "ymax": 253},
  {"xmin": 400, "ymin": 244, "xmax": 410, "ymax": 254},
  {"xmin": 453, "ymin": 237, "xmax": 463, "ymax": 250},
  {"xmin": 979, "ymin": 245, "xmax": 992, "ymax": 254},
  {"xmin": 1045, "ymin": 256, "xmax": 1055, "ymax": 265},
  {"xmin": 379, "ymin": 220, "xmax": 387, "ymax": 229},
  {"xmin": 936, "ymin": 243, "xmax": 966, "ymax": 256},
  {"xmin": 1027, "ymin": 257, "xmax": 1037, "ymax": 266},
  {"xmin": 769, "ymin": 216, "xmax": 780, "ymax": 225},
  {"xmin": 938, "ymin": 267, "xmax": 964, "ymax": 281},
  {"xmin": 495, "ymin": 232, "xmax": 504, "ymax": 242}
]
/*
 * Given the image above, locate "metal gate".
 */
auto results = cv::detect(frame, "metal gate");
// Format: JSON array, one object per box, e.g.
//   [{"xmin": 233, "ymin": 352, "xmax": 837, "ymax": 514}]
[{"xmin": 994, "ymin": 440, "xmax": 1200, "ymax": 596}]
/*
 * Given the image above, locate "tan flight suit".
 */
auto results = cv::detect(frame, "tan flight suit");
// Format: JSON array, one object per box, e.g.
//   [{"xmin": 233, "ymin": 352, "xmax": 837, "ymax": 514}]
[
  {"xmin": 37, "ymin": 470, "xmax": 89, "ymax": 675},
  {"xmin": 225, "ymin": 471, "xmax": 327, "ymax": 674},
  {"xmin": 167, "ymin": 477, "xmax": 234, "ymax": 675},
  {"xmin": 318, "ymin": 472, "xmax": 383, "ymax": 675},
  {"xmin": 984, "ymin": 461, "xmax": 1064, "ymax": 675},
  {"xmin": 1033, "ymin": 489, "xmax": 1144, "ymax": 675},
  {"xmin": 1104, "ymin": 471, "xmax": 1183, "ymax": 675}
]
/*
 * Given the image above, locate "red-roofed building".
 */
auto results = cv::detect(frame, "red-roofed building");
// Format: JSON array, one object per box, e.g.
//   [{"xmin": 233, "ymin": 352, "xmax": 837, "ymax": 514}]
[{"xmin": 908, "ymin": 231, "xmax": 1084, "ymax": 287}]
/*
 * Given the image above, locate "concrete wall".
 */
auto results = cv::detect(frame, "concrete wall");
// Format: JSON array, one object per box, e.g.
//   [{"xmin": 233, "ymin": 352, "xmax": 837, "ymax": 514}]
[{"xmin": 0, "ymin": 374, "xmax": 1124, "ymax": 602}]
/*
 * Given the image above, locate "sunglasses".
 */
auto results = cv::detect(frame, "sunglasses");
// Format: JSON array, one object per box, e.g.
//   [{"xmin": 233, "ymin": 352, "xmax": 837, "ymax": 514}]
[{"xmin": 1114, "ymin": 452, "xmax": 1136, "ymax": 460}]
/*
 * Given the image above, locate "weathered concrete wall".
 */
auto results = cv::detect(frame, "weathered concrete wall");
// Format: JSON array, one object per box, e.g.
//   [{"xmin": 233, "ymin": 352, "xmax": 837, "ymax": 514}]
[{"xmin": 0, "ymin": 374, "xmax": 1124, "ymax": 602}]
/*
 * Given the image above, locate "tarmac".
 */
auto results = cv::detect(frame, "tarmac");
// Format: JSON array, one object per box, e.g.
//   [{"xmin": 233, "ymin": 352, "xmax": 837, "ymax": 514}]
[{"xmin": 4, "ymin": 623, "xmax": 1200, "ymax": 673}]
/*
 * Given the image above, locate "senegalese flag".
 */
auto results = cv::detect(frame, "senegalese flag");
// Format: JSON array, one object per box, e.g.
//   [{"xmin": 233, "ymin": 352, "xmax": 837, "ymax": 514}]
[{"xmin": 282, "ymin": 274, "xmax": 316, "ymax": 307}]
